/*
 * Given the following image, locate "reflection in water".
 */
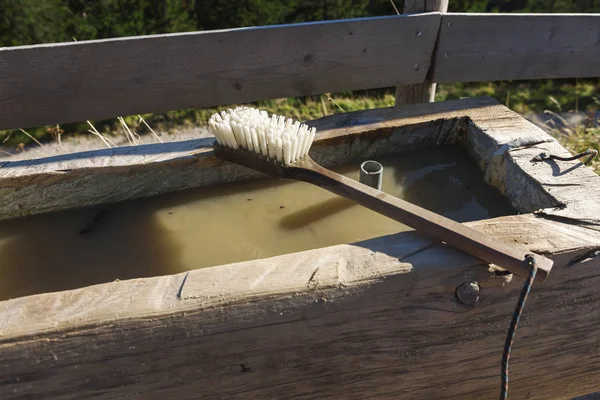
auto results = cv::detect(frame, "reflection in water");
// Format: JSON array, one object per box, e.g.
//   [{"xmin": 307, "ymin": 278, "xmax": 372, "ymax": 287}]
[{"xmin": 0, "ymin": 146, "xmax": 516, "ymax": 301}]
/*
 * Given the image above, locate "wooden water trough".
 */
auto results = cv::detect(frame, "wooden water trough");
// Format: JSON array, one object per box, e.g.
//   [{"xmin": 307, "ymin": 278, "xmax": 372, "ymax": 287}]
[
  {"xmin": 1, "ymin": 6, "xmax": 600, "ymax": 400},
  {"xmin": 2, "ymin": 97, "xmax": 600, "ymax": 399}
]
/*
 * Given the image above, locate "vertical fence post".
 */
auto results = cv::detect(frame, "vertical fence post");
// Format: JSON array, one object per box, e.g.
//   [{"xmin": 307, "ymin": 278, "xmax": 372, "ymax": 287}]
[{"xmin": 395, "ymin": 0, "xmax": 448, "ymax": 106}]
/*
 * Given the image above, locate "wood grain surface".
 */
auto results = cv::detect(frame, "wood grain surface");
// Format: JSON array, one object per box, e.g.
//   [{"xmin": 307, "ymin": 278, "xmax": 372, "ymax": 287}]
[
  {"xmin": 0, "ymin": 97, "xmax": 487, "ymax": 220},
  {"xmin": 1, "ymin": 13, "xmax": 598, "ymax": 131},
  {"xmin": 0, "ymin": 13, "xmax": 440, "ymax": 130},
  {"xmin": 3, "ymin": 96, "xmax": 599, "ymax": 227},
  {"xmin": 395, "ymin": 0, "xmax": 449, "ymax": 105},
  {"xmin": 433, "ymin": 13, "xmax": 600, "ymax": 82},
  {"xmin": 2, "ymin": 97, "xmax": 600, "ymax": 399},
  {"xmin": 1, "ymin": 214, "xmax": 599, "ymax": 399}
]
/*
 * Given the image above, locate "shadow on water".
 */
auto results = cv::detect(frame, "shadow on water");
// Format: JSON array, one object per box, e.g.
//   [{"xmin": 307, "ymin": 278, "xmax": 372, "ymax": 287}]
[{"xmin": 278, "ymin": 197, "xmax": 357, "ymax": 230}]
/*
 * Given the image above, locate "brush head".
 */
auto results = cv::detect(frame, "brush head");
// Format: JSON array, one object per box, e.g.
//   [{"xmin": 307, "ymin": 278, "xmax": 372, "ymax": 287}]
[{"xmin": 208, "ymin": 107, "xmax": 316, "ymax": 166}]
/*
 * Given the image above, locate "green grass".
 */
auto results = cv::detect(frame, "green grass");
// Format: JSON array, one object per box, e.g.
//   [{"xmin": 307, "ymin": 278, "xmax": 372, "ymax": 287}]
[
  {"xmin": 1, "ymin": 80, "xmax": 598, "ymax": 173},
  {"xmin": 0, "ymin": 91, "xmax": 397, "ymax": 148},
  {"xmin": 436, "ymin": 79, "xmax": 600, "ymax": 115}
]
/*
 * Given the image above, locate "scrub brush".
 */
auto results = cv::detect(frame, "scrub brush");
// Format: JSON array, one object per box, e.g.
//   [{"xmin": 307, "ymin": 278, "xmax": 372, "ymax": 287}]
[{"xmin": 208, "ymin": 107, "xmax": 553, "ymax": 280}]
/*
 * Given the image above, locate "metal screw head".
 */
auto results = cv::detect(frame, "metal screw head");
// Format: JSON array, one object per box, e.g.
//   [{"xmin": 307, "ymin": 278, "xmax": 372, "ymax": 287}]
[
  {"xmin": 447, "ymin": 21, "xmax": 453, "ymax": 27},
  {"xmin": 416, "ymin": 30, "xmax": 422, "ymax": 36},
  {"xmin": 456, "ymin": 282, "xmax": 480, "ymax": 305}
]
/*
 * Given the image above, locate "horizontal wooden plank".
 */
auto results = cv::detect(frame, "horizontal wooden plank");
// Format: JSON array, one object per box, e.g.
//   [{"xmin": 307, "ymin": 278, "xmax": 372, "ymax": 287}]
[
  {"xmin": 1, "ymin": 214, "xmax": 600, "ymax": 399},
  {"xmin": 0, "ymin": 97, "xmax": 495, "ymax": 221},
  {"xmin": 5, "ymin": 95, "xmax": 599, "ymax": 228},
  {"xmin": 0, "ymin": 13, "xmax": 440, "ymax": 131},
  {"xmin": 433, "ymin": 13, "xmax": 600, "ymax": 82},
  {"xmin": 2, "ymin": 98, "xmax": 600, "ymax": 399}
]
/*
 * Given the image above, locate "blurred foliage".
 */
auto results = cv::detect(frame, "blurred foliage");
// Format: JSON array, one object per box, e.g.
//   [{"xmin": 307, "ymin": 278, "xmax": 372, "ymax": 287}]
[{"xmin": 3, "ymin": 0, "xmax": 600, "ymax": 46}]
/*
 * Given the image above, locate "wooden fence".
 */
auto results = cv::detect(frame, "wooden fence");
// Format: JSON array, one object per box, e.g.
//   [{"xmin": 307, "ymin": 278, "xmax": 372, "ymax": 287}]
[{"xmin": 0, "ymin": 10, "xmax": 599, "ymax": 131}]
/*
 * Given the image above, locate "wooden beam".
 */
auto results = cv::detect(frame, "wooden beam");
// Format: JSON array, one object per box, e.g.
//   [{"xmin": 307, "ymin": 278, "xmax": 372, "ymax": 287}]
[
  {"xmin": 0, "ymin": 97, "xmax": 490, "ymax": 221},
  {"xmin": 433, "ymin": 13, "xmax": 600, "ymax": 82},
  {"xmin": 395, "ymin": 0, "xmax": 449, "ymax": 105},
  {"xmin": 0, "ymin": 13, "xmax": 440, "ymax": 131},
  {"xmin": 3, "ymin": 96, "xmax": 599, "ymax": 227},
  {"xmin": 1, "ymin": 214, "xmax": 600, "ymax": 399},
  {"xmin": 2, "ymin": 97, "xmax": 600, "ymax": 398}
]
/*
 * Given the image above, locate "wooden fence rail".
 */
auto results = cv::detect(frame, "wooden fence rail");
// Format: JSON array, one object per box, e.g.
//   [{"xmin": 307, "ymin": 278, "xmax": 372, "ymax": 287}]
[
  {"xmin": 434, "ymin": 13, "xmax": 600, "ymax": 83},
  {"xmin": 0, "ymin": 13, "xmax": 440, "ymax": 131},
  {"xmin": 0, "ymin": 12, "xmax": 599, "ymax": 131}
]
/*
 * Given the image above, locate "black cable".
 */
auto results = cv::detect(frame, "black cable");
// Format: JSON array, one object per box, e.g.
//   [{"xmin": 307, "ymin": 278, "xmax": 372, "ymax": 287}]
[
  {"xmin": 532, "ymin": 149, "xmax": 598, "ymax": 166},
  {"xmin": 500, "ymin": 254, "xmax": 538, "ymax": 400}
]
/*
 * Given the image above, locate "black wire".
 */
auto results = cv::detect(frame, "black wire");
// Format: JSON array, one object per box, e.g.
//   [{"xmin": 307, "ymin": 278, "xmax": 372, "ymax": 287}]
[
  {"xmin": 533, "ymin": 149, "xmax": 598, "ymax": 166},
  {"xmin": 500, "ymin": 255, "xmax": 538, "ymax": 400}
]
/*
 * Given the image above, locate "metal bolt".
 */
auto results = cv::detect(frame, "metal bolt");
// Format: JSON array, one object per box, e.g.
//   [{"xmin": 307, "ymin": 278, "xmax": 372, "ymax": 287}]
[
  {"xmin": 447, "ymin": 21, "xmax": 453, "ymax": 27},
  {"xmin": 413, "ymin": 63, "xmax": 419, "ymax": 70},
  {"xmin": 456, "ymin": 282, "xmax": 480, "ymax": 305},
  {"xmin": 416, "ymin": 30, "xmax": 422, "ymax": 36},
  {"xmin": 444, "ymin": 52, "xmax": 449, "ymax": 58}
]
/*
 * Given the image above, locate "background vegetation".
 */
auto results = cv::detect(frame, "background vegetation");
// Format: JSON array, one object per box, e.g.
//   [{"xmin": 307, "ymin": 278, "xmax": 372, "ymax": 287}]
[{"xmin": 0, "ymin": 0, "xmax": 598, "ymax": 169}]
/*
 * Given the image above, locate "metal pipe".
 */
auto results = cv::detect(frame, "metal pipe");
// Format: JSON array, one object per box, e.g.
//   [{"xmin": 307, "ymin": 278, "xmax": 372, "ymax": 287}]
[{"xmin": 359, "ymin": 160, "xmax": 383, "ymax": 191}]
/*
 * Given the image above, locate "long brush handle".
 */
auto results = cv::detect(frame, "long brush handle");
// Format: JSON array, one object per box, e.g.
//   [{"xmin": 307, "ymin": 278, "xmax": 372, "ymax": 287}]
[{"xmin": 288, "ymin": 158, "xmax": 553, "ymax": 281}]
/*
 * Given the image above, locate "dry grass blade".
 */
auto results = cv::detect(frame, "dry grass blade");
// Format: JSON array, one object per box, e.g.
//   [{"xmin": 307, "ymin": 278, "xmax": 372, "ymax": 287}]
[
  {"xmin": 18, "ymin": 129, "xmax": 43, "ymax": 148},
  {"xmin": 320, "ymin": 96, "xmax": 329, "ymax": 117},
  {"xmin": 138, "ymin": 115, "xmax": 163, "ymax": 143},
  {"xmin": 117, "ymin": 117, "xmax": 139, "ymax": 146},
  {"xmin": 325, "ymin": 93, "xmax": 345, "ymax": 113},
  {"xmin": 2, "ymin": 131, "xmax": 14, "ymax": 144},
  {"xmin": 46, "ymin": 125, "xmax": 65, "ymax": 154},
  {"xmin": 87, "ymin": 120, "xmax": 115, "ymax": 148},
  {"xmin": 12, "ymin": 129, "xmax": 46, "ymax": 158}
]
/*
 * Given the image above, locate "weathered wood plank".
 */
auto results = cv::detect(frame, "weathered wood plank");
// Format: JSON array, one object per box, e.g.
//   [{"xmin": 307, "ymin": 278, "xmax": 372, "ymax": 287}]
[
  {"xmin": 395, "ymin": 0, "xmax": 448, "ymax": 105},
  {"xmin": 2, "ymin": 97, "xmax": 600, "ymax": 399},
  {"xmin": 1, "ymin": 214, "xmax": 600, "ymax": 399},
  {"xmin": 433, "ymin": 13, "xmax": 600, "ymax": 82},
  {"xmin": 3, "ymin": 95, "xmax": 599, "ymax": 225},
  {"xmin": 0, "ymin": 13, "xmax": 440, "ymax": 131},
  {"xmin": 460, "ymin": 101, "xmax": 600, "ymax": 226},
  {"xmin": 509, "ymin": 143, "xmax": 600, "ymax": 231},
  {"xmin": 0, "ymin": 97, "xmax": 494, "ymax": 221}
]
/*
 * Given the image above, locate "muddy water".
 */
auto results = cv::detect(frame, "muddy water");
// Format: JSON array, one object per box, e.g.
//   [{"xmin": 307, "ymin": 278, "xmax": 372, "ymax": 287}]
[{"xmin": 0, "ymin": 146, "xmax": 516, "ymax": 300}]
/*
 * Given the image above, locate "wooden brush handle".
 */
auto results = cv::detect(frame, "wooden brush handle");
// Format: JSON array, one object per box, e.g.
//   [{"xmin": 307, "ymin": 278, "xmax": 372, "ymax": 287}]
[{"xmin": 288, "ymin": 158, "xmax": 553, "ymax": 281}]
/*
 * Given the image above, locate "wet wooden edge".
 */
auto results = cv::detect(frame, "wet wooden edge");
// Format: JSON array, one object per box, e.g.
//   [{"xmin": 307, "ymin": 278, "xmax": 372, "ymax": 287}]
[{"xmin": 2, "ymin": 96, "xmax": 600, "ymax": 399}]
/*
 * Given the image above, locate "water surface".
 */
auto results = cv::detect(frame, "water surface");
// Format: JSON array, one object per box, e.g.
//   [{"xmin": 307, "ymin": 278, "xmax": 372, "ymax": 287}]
[{"xmin": 0, "ymin": 146, "xmax": 516, "ymax": 300}]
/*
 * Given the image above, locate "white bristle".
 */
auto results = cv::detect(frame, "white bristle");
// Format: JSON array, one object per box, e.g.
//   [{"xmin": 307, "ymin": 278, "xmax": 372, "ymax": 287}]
[
  {"xmin": 276, "ymin": 137, "xmax": 283, "ymax": 163},
  {"xmin": 250, "ymin": 127, "xmax": 260, "ymax": 153},
  {"xmin": 267, "ymin": 131, "xmax": 277, "ymax": 160},
  {"xmin": 208, "ymin": 107, "xmax": 316, "ymax": 165},
  {"xmin": 243, "ymin": 125, "xmax": 253, "ymax": 152},
  {"xmin": 257, "ymin": 128, "xmax": 267, "ymax": 156}
]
